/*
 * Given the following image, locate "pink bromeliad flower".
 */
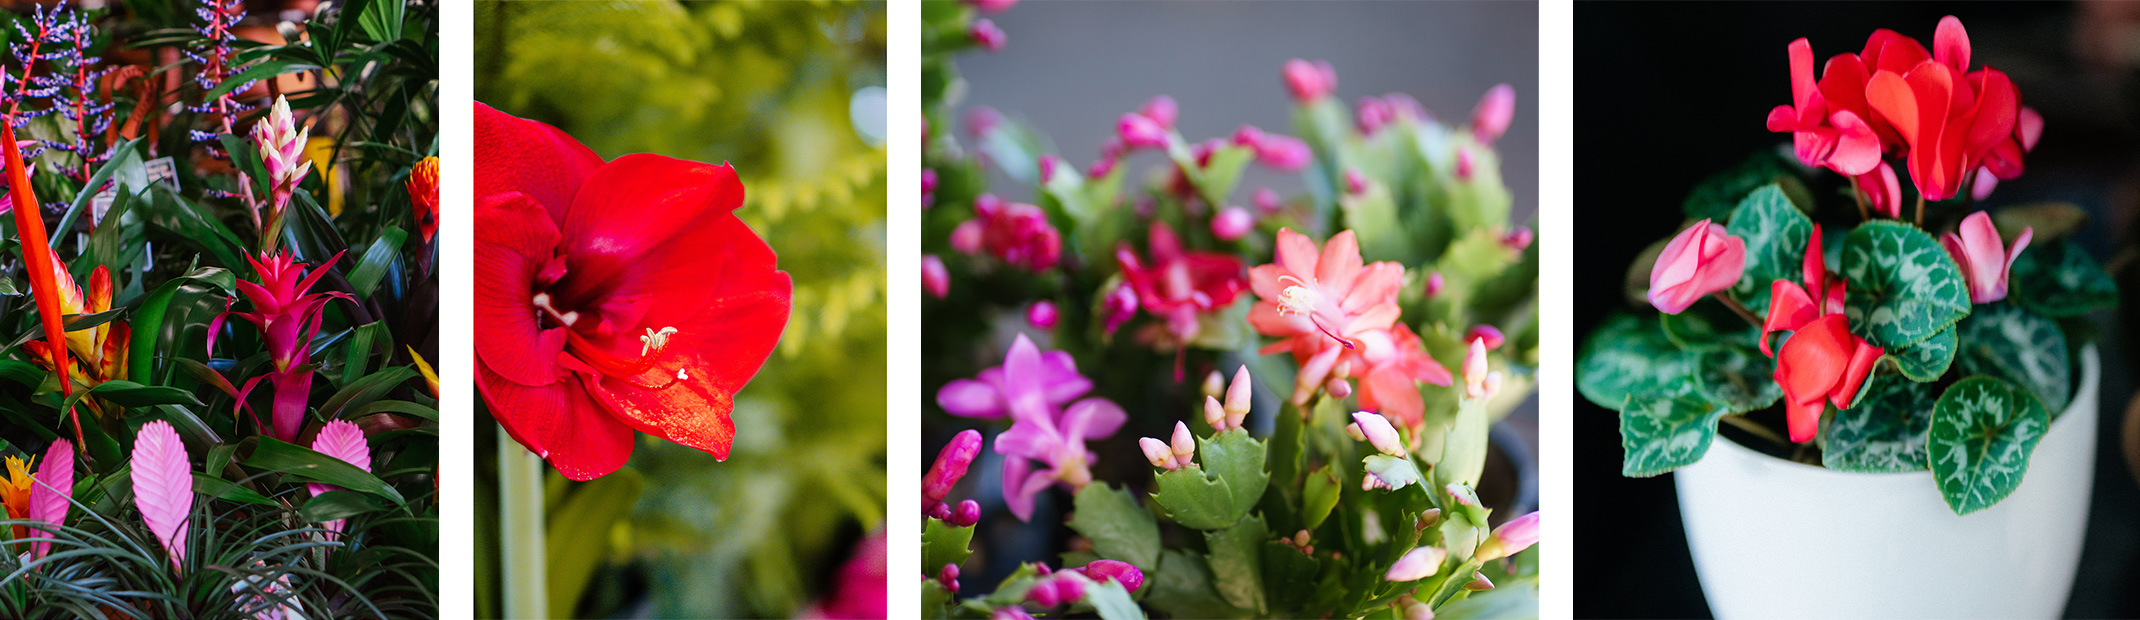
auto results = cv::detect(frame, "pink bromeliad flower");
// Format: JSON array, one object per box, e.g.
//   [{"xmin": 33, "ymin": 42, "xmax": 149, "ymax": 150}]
[
  {"xmin": 308, "ymin": 419, "xmax": 372, "ymax": 539},
  {"xmin": 1115, "ymin": 222, "xmax": 1247, "ymax": 365},
  {"xmin": 1248, "ymin": 229, "xmax": 1449, "ymax": 424},
  {"xmin": 212, "ymin": 251, "xmax": 351, "ymax": 443},
  {"xmin": 968, "ymin": 334, "xmax": 1125, "ymax": 521}
]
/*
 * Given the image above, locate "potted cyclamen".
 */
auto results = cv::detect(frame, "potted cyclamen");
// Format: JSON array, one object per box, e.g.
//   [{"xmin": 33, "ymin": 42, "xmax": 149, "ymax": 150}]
[{"xmin": 1577, "ymin": 16, "xmax": 2117, "ymax": 619}]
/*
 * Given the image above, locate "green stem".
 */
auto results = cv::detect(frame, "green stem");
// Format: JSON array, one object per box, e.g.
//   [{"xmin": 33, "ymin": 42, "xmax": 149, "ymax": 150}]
[
  {"xmin": 1721, "ymin": 414, "xmax": 1790, "ymax": 450},
  {"xmin": 500, "ymin": 432, "xmax": 548, "ymax": 618},
  {"xmin": 1429, "ymin": 558, "xmax": 1486, "ymax": 607}
]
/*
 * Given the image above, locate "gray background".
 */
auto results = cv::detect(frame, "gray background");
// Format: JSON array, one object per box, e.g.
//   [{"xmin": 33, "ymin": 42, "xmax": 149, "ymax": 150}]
[{"xmin": 953, "ymin": 0, "xmax": 1539, "ymax": 225}]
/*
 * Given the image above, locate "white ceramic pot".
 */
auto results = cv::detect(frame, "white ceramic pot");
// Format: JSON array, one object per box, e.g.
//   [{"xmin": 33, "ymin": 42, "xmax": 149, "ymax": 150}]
[{"xmin": 1676, "ymin": 346, "xmax": 2099, "ymax": 620}]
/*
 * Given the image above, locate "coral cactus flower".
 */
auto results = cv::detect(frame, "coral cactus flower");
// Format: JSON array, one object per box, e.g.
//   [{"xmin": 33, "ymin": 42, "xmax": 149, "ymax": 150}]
[
  {"xmin": 251, "ymin": 95, "xmax": 314, "ymax": 216},
  {"xmin": 935, "ymin": 340, "xmax": 1094, "ymax": 420},
  {"xmin": 1862, "ymin": 17, "xmax": 2020, "ymax": 201},
  {"xmin": 474, "ymin": 103, "xmax": 792, "ymax": 481},
  {"xmin": 1249, "ymin": 229, "xmax": 1417, "ymax": 406},
  {"xmin": 1767, "ymin": 39, "xmax": 1882, "ymax": 176},
  {"xmin": 1115, "ymin": 222, "xmax": 1247, "ymax": 349},
  {"xmin": 1941, "ymin": 210, "xmax": 2032, "ymax": 304},
  {"xmin": 1353, "ymin": 323, "xmax": 1452, "ymax": 428},
  {"xmin": 407, "ymin": 156, "xmax": 439, "ymax": 243},
  {"xmin": 984, "ymin": 335, "xmax": 1125, "ymax": 521},
  {"xmin": 1647, "ymin": 219, "xmax": 1746, "ymax": 315}
]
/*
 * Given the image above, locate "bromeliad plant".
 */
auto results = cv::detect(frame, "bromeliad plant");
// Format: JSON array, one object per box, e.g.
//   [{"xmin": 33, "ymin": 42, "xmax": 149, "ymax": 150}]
[
  {"xmin": 1577, "ymin": 16, "xmax": 2116, "ymax": 515},
  {"xmin": 0, "ymin": 0, "xmax": 438, "ymax": 617},
  {"xmin": 924, "ymin": 3, "xmax": 1539, "ymax": 617}
]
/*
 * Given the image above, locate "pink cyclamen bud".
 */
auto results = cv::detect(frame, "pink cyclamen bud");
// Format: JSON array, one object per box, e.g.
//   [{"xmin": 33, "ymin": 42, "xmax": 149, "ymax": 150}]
[
  {"xmin": 969, "ymin": 19, "xmax": 1006, "ymax": 52},
  {"xmin": 965, "ymin": 106, "xmax": 1003, "ymax": 137},
  {"xmin": 1647, "ymin": 219, "xmax": 1747, "ymax": 315},
  {"xmin": 1117, "ymin": 113, "xmax": 1169, "ymax": 150},
  {"xmin": 1223, "ymin": 365, "xmax": 1252, "ymax": 427},
  {"xmin": 1357, "ymin": 96, "xmax": 1394, "ymax": 135},
  {"xmin": 1424, "ymin": 271, "xmax": 1445, "ymax": 297},
  {"xmin": 1344, "ymin": 168, "xmax": 1368, "ymax": 196},
  {"xmin": 924, "ymin": 430, "xmax": 983, "ymax": 509},
  {"xmin": 1026, "ymin": 300, "xmax": 1059, "ymax": 329},
  {"xmin": 1211, "ymin": 207, "xmax": 1253, "ymax": 241},
  {"xmin": 1476, "ymin": 511, "xmax": 1540, "ymax": 562},
  {"xmin": 1037, "ymin": 154, "xmax": 1060, "ymax": 183},
  {"xmin": 963, "ymin": 0, "xmax": 1017, "ymax": 14},
  {"xmin": 921, "ymin": 255, "xmax": 950, "ymax": 299},
  {"xmin": 1467, "ymin": 325, "xmax": 1505, "ymax": 351},
  {"xmin": 1502, "ymin": 226, "xmax": 1534, "ymax": 251},
  {"xmin": 1101, "ymin": 283, "xmax": 1140, "ymax": 336},
  {"xmin": 1470, "ymin": 83, "xmax": 1516, "ymax": 144},
  {"xmin": 1253, "ymin": 134, "xmax": 1312, "ymax": 171},
  {"xmin": 1941, "ymin": 210, "xmax": 2032, "ymax": 304},
  {"xmin": 1139, "ymin": 95, "xmax": 1178, "ymax": 129},
  {"xmin": 1140, "ymin": 437, "xmax": 1178, "ymax": 469},
  {"xmin": 1350, "ymin": 412, "xmax": 1406, "ymax": 457},
  {"xmin": 1253, "ymin": 187, "xmax": 1283, "ymax": 214},
  {"xmin": 1385, "ymin": 546, "xmax": 1448, "ymax": 582},
  {"xmin": 950, "ymin": 499, "xmax": 982, "ymax": 527},
  {"xmin": 1079, "ymin": 559, "xmax": 1145, "ymax": 592},
  {"xmin": 1283, "ymin": 58, "xmax": 1337, "ymax": 102}
]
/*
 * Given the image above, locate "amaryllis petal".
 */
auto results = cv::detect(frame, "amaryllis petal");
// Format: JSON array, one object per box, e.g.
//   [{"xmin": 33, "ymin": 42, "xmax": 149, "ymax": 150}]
[
  {"xmin": 131, "ymin": 420, "xmax": 192, "ymax": 566},
  {"xmin": 27, "ymin": 439, "xmax": 73, "ymax": 560},
  {"xmin": 477, "ymin": 362, "xmax": 634, "ymax": 481},
  {"xmin": 475, "ymin": 102, "xmax": 604, "ymax": 222},
  {"xmin": 550, "ymin": 155, "xmax": 750, "ymax": 315},
  {"xmin": 472, "ymin": 193, "xmax": 570, "ymax": 387}
]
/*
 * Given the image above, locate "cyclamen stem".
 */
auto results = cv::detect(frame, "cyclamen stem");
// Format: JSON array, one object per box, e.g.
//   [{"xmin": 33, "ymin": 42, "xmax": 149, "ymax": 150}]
[
  {"xmin": 1721, "ymin": 413, "xmax": 1789, "ymax": 450},
  {"xmin": 1915, "ymin": 194, "xmax": 1926, "ymax": 228},
  {"xmin": 1713, "ymin": 294, "xmax": 1760, "ymax": 326},
  {"xmin": 1849, "ymin": 176, "xmax": 1868, "ymax": 222}
]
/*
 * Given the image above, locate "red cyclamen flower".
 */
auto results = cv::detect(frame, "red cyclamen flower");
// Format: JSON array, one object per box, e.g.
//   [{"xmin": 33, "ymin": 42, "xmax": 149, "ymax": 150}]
[
  {"xmin": 475, "ymin": 103, "xmax": 792, "ymax": 481},
  {"xmin": 1767, "ymin": 38, "xmax": 1882, "ymax": 176},
  {"xmin": 1861, "ymin": 17, "xmax": 2021, "ymax": 201},
  {"xmin": 1759, "ymin": 225, "xmax": 1883, "ymax": 443}
]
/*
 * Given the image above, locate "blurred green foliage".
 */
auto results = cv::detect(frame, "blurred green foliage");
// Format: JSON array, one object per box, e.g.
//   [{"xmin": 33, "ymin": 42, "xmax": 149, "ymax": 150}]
[{"xmin": 474, "ymin": 1, "xmax": 886, "ymax": 618}]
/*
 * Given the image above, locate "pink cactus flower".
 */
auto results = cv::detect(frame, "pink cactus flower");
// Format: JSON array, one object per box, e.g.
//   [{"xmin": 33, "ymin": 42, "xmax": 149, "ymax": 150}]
[
  {"xmin": 985, "ymin": 335, "xmax": 1126, "ymax": 521},
  {"xmin": 1026, "ymin": 300, "xmax": 1059, "ymax": 330},
  {"xmin": 1212, "ymin": 207, "xmax": 1254, "ymax": 241}
]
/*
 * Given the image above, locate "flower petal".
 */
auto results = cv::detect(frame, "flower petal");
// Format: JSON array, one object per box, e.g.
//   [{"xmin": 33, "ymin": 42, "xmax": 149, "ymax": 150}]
[
  {"xmin": 474, "ymin": 102, "xmax": 605, "ymax": 223},
  {"xmin": 131, "ymin": 421, "xmax": 192, "ymax": 565},
  {"xmin": 473, "ymin": 192, "xmax": 569, "ymax": 387},
  {"xmin": 936, "ymin": 379, "xmax": 1007, "ymax": 419},
  {"xmin": 477, "ymin": 361, "xmax": 634, "ymax": 481},
  {"xmin": 551, "ymin": 155, "xmax": 749, "ymax": 315},
  {"xmin": 1060, "ymin": 398, "xmax": 1127, "ymax": 442},
  {"xmin": 307, "ymin": 419, "xmax": 371, "ymax": 499}
]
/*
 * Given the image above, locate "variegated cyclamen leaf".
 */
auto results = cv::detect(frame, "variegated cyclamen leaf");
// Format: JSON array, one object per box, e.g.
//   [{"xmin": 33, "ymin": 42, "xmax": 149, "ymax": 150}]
[
  {"xmin": 1578, "ymin": 313, "xmax": 1698, "ymax": 410},
  {"xmin": 131, "ymin": 420, "xmax": 194, "ymax": 565},
  {"xmin": 1681, "ymin": 149, "xmax": 1805, "ymax": 222},
  {"xmin": 2010, "ymin": 239, "xmax": 2118, "ymax": 318},
  {"xmin": 1724, "ymin": 184, "xmax": 1814, "ymax": 316},
  {"xmin": 1619, "ymin": 387, "xmax": 1728, "ymax": 477},
  {"xmin": 1824, "ymin": 375, "xmax": 1936, "ymax": 473},
  {"xmin": 1930, "ymin": 376, "xmax": 2049, "ymax": 515},
  {"xmin": 1955, "ymin": 302, "xmax": 2071, "ymax": 415},
  {"xmin": 1841, "ymin": 221, "xmax": 1971, "ymax": 349},
  {"xmin": 1883, "ymin": 325, "xmax": 1957, "ymax": 382},
  {"xmin": 1694, "ymin": 346, "xmax": 1782, "ymax": 413},
  {"xmin": 26, "ymin": 438, "xmax": 73, "ymax": 559}
]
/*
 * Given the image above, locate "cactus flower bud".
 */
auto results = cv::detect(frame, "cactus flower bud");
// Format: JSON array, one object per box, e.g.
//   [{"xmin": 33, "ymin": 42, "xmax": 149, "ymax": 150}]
[
  {"xmin": 1202, "ymin": 370, "xmax": 1225, "ymax": 400},
  {"xmin": 924, "ymin": 430, "xmax": 983, "ymax": 511},
  {"xmin": 1037, "ymin": 154, "xmax": 1060, "ymax": 183},
  {"xmin": 1139, "ymin": 95, "xmax": 1178, "ymax": 129},
  {"xmin": 1253, "ymin": 187, "xmax": 1283, "ymax": 214},
  {"xmin": 1211, "ymin": 206, "xmax": 1253, "ymax": 241},
  {"xmin": 1350, "ymin": 412, "xmax": 1406, "ymax": 457},
  {"xmin": 1384, "ymin": 546, "xmax": 1447, "ymax": 582},
  {"xmin": 1502, "ymin": 226, "xmax": 1534, "ymax": 251},
  {"xmin": 1204, "ymin": 395, "xmax": 1228, "ymax": 430},
  {"xmin": 1026, "ymin": 300, "xmax": 1058, "ymax": 330},
  {"xmin": 1344, "ymin": 168, "xmax": 1368, "ymax": 195},
  {"xmin": 969, "ymin": 19, "xmax": 1006, "ymax": 52},
  {"xmin": 1462, "ymin": 338, "xmax": 1501, "ymax": 400},
  {"xmin": 1465, "ymin": 571, "xmax": 1495, "ymax": 591},
  {"xmin": 1475, "ymin": 511, "xmax": 1539, "ymax": 561},
  {"xmin": 1283, "ymin": 59, "xmax": 1337, "ymax": 103},
  {"xmin": 1424, "ymin": 271, "xmax": 1445, "ymax": 298},
  {"xmin": 1467, "ymin": 325, "xmax": 1505, "ymax": 351},
  {"xmin": 939, "ymin": 563, "xmax": 962, "ymax": 593},
  {"xmin": 1117, "ymin": 113, "xmax": 1169, "ymax": 150},
  {"xmin": 1470, "ymin": 83, "xmax": 1516, "ymax": 145},
  {"xmin": 1078, "ymin": 559, "xmax": 1145, "ymax": 592},
  {"xmin": 1140, "ymin": 437, "xmax": 1177, "ymax": 469},
  {"xmin": 950, "ymin": 499, "xmax": 982, "ymax": 527},
  {"xmin": 922, "ymin": 255, "xmax": 950, "ymax": 299},
  {"xmin": 1169, "ymin": 421, "xmax": 1195, "ymax": 467},
  {"xmin": 1223, "ymin": 365, "xmax": 1252, "ymax": 428},
  {"xmin": 1100, "ymin": 282, "xmax": 1139, "ymax": 336}
]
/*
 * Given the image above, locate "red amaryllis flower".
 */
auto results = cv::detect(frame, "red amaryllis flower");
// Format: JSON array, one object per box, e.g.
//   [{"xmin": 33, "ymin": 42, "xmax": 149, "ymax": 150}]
[
  {"xmin": 1115, "ymin": 222, "xmax": 1247, "ymax": 349},
  {"xmin": 474, "ymin": 103, "xmax": 792, "ymax": 481}
]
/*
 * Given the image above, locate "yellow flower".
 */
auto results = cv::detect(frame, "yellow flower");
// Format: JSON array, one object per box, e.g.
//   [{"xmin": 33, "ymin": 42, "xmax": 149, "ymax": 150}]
[{"xmin": 3, "ymin": 454, "xmax": 34, "ymax": 520}]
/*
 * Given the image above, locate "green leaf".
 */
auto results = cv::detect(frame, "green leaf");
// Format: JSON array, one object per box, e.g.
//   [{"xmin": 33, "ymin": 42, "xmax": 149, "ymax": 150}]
[
  {"xmin": 1576, "ymin": 313, "xmax": 1697, "ymax": 409},
  {"xmin": 1260, "ymin": 541, "xmax": 1320, "ymax": 614},
  {"xmin": 297, "ymin": 489, "xmax": 391, "ymax": 521},
  {"xmin": 1434, "ymin": 578, "xmax": 1540, "ymax": 620},
  {"xmin": 1724, "ymin": 184, "xmax": 1815, "ymax": 316},
  {"xmin": 1343, "ymin": 183, "xmax": 1415, "ymax": 263},
  {"xmin": 347, "ymin": 399, "xmax": 438, "ymax": 422},
  {"xmin": 347, "ymin": 227, "xmax": 408, "ymax": 300},
  {"xmin": 193, "ymin": 472, "xmax": 275, "ymax": 506},
  {"xmin": 206, "ymin": 59, "xmax": 323, "ymax": 102},
  {"xmin": 1152, "ymin": 429, "xmax": 1269, "ymax": 529},
  {"xmin": 358, "ymin": 0, "xmax": 407, "ymax": 42},
  {"xmin": 1082, "ymin": 579, "xmax": 1148, "ymax": 620},
  {"xmin": 1693, "ymin": 346, "xmax": 1782, "ymax": 413},
  {"xmin": 2010, "ymin": 240, "xmax": 2117, "ymax": 318},
  {"xmin": 320, "ymin": 366, "xmax": 420, "ymax": 419},
  {"xmin": 1929, "ymin": 376, "xmax": 2050, "ymax": 515},
  {"xmin": 546, "ymin": 468, "xmax": 642, "ymax": 619},
  {"xmin": 1201, "ymin": 429, "xmax": 1269, "ymax": 518},
  {"xmin": 1883, "ymin": 325, "xmax": 1956, "ymax": 382},
  {"xmin": 1301, "ymin": 465, "xmax": 1340, "ymax": 531},
  {"xmin": 1363, "ymin": 454, "xmax": 1425, "ymax": 490},
  {"xmin": 1618, "ymin": 389, "xmax": 1728, "ymax": 477},
  {"xmin": 1841, "ymin": 221, "xmax": 1971, "ymax": 349},
  {"xmin": 1823, "ymin": 374, "xmax": 1937, "ymax": 473},
  {"xmin": 83, "ymin": 380, "xmax": 204, "ymax": 408},
  {"xmin": 128, "ymin": 266, "xmax": 236, "ymax": 384},
  {"xmin": 1683, "ymin": 149, "xmax": 1803, "ymax": 222},
  {"xmin": 1954, "ymin": 302, "xmax": 2070, "ymax": 415},
  {"xmin": 1153, "ymin": 466, "xmax": 1237, "ymax": 530},
  {"xmin": 1203, "ymin": 515, "xmax": 1268, "ymax": 614},
  {"xmin": 243, "ymin": 438, "xmax": 404, "ymax": 504},
  {"xmin": 1067, "ymin": 483, "xmax": 1160, "ymax": 571},
  {"xmin": 920, "ymin": 518, "xmax": 975, "ymax": 575}
]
